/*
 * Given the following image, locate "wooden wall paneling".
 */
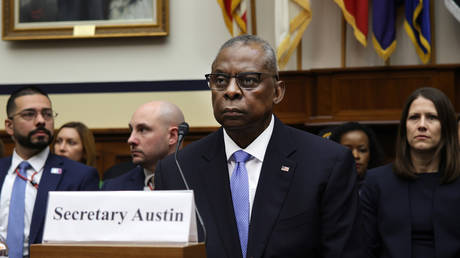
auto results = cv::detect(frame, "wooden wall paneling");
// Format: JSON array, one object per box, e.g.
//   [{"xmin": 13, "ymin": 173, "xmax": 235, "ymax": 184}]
[
  {"xmin": 435, "ymin": 70, "xmax": 457, "ymax": 106},
  {"xmin": 92, "ymin": 129, "xmax": 131, "ymax": 176},
  {"xmin": 96, "ymin": 142, "xmax": 131, "ymax": 176},
  {"xmin": 293, "ymin": 65, "xmax": 460, "ymax": 124},
  {"xmin": 0, "ymin": 134, "xmax": 14, "ymax": 156},
  {"xmin": 275, "ymin": 72, "xmax": 312, "ymax": 124},
  {"xmin": 311, "ymin": 73, "xmax": 333, "ymax": 120},
  {"xmin": 330, "ymin": 69, "xmax": 431, "ymax": 121}
]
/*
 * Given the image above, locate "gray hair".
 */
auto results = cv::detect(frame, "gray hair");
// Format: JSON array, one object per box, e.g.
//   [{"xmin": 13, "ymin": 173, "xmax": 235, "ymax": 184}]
[{"xmin": 213, "ymin": 35, "xmax": 278, "ymax": 76}]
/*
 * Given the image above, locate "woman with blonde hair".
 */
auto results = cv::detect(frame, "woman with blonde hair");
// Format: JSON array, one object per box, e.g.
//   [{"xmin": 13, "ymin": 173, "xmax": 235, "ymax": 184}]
[{"xmin": 52, "ymin": 121, "xmax": 97, "ymax": 167}]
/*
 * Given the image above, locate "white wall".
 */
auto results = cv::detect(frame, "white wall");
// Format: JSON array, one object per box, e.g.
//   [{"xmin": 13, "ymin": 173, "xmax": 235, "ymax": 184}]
[{"xmin": 0, "ymin": 0, "xmax": 459, "ymax": 128}]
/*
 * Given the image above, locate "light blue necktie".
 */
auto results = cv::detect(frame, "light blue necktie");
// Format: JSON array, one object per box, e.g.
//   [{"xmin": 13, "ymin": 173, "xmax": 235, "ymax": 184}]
[
  {"xmin": 230, "ymin": 150, "xmax": 251, "ymax": 258},
  {"xmin": 7, "ymin": 161, "xmax": 30, "ymax": 258}
]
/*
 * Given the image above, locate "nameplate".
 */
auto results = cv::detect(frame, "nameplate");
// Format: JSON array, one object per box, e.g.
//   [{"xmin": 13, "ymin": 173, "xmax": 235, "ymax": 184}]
[{"xmin": 42, "ymin": 191, "xmax": 198, "ymax": 243}]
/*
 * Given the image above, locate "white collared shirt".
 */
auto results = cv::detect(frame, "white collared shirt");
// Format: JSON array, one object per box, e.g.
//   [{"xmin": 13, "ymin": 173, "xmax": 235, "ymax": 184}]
[
  {"xmin": 223, "ymin": 114, "xmax": 275, "ymax": 217},
  {"xmin": 0, "ymin": 147, "xmax": 49, "ymax": 257},
  {"xmin": 143, "ymin": 168, "xmax": 154, "ymax": 191}
]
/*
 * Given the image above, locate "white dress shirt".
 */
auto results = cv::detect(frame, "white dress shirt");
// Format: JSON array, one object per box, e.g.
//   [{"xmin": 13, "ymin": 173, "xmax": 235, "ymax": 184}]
[
  {"xmin": 143, "ymin": 168, "xmax": 154, "ymax": 191},
  {"xmin": 0, "ymin": 147, "xmax": 49, "ymax": 257},
  {"xmin": 223, "ymin": 115, "xmax": 274, "ymax": 217}
]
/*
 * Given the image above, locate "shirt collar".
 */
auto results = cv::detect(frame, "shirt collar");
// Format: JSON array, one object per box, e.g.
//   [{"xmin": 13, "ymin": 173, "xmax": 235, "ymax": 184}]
[
  {"xmin": 144, "ymin": 168, "xmax": 154, "ymax": 186},
  {"xmin": 223, "ymin": 114, "xmax": 275, "ymax": 162},
  {"xmin": 11, "ymin": 147, "xmax": 50, "ymax": 174}
]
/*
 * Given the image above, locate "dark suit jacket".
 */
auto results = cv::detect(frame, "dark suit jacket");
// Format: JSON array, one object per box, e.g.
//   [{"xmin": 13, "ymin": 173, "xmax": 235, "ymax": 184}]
[
  {"xmin": 102, "ymin": 161, "xmax": 137, "ymax": 181},
  {"xmin": 360, "ymin": 163, "xmax": 460, "ymax": 258},
  {"xmin": 0, "ymin": 153, "xmax": 99, "ymax": 245},
  {"xmin": 155, "ymin": 117, "xmax": 362, "ymax": 258},
  {"xmin": 102, "ymin": 166, "xmax": 144, "ymax": 190}
]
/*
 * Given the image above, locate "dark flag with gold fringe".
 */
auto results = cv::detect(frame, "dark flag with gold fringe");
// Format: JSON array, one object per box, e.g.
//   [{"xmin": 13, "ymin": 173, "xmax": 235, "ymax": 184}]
[
  {"xmin": 404, "ymin": 0, "xmax": 431, "ymax": 63},
  {"xmin": 372, "ymin": 0, "xmax": 400, "ymax": 61}
]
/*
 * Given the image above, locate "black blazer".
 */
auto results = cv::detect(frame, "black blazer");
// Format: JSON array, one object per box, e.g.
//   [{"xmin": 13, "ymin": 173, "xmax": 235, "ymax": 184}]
[
  {"xmin": 0, "ymin": 153, "xmax": 99, "ymax": 245},
  {"xmin": 102, "ymin": 166, "xmax": 144, "ymax": 191},
  {"xmin": 360, "ymin": 163, "xmax": 460, "ymax": 258},
  {"xmin": 155, "ymin": 117, "xmax": 362, "ymax": 258}
]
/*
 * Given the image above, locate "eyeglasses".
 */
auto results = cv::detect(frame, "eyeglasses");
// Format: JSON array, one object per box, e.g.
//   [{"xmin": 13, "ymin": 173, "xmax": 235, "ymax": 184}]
[
  {"xmin": 9, "ymin": 109, "xmax": 58, "ymax": 121},
  {"xmin": 205, "ymin": 72, "xmax": 278, "ymax": 91}
]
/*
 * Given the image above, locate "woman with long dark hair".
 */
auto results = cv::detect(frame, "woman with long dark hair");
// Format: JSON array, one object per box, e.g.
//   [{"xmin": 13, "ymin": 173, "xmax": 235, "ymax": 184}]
[{"xmin": 361, "ymin": 87, "xmax": 460, "ymax": 258}]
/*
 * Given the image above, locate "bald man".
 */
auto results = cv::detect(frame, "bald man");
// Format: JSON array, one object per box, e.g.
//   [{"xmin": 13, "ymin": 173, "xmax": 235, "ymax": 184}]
[{"xmin": 102, "ymin": 101, "xmax": 185, "ymax": 191}]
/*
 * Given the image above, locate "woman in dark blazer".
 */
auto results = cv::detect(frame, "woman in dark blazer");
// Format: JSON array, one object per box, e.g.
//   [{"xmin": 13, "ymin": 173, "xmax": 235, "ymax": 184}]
[{"xmin": 360, "ymin": 87, "xmax": 460, "ymax": 258}]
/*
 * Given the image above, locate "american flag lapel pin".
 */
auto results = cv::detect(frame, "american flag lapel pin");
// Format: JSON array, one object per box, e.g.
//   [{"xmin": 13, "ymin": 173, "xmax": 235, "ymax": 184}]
[
  {"xmin": 281, "ymin": 165, "xmax": 290, "ymax": 172},
  {"xmin": 50, "ymin": 168, "xmax": 62, "ymax": 174}
]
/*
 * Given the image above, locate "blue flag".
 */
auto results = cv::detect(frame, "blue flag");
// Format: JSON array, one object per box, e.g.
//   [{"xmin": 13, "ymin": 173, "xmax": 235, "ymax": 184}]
[
  {"xmin": 404, "ymin": 0, "xmax": 431, "ymax": 63},
  {"xmin": 372, "ymin": 0, "xmax": 400, "ymax": 61}
]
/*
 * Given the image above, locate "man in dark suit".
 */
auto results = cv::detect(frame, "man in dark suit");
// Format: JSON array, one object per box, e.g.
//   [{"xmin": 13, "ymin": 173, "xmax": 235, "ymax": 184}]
[
  {"xmin": 0, "ymin": 87, "xmax": 99, "ymax": 258},
  {"xmin": 155, "ymin": 35, "xmax": 362, "ymax": 258},
  {"xmin": 102, "ymin": 101, "xmax": 184, "ymax": 191},
  {"xmin": 102, "ymin": 161, "xmax": 136, "ymax": 181}
]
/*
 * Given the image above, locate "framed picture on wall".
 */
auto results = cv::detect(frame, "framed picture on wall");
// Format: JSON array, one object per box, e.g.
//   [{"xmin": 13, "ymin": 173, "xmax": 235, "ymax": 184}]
[{"xmin": 2, "ymin": 0, "xmax": 168, "ymax": 40}]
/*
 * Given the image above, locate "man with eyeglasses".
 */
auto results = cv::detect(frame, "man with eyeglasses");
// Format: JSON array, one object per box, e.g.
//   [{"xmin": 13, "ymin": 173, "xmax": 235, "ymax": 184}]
[
  {"xmin": 0, "ymin": 86, "xmax": 99, "ymax": 258},
  {"xmin": 155, "ymin": 35, "xmax": 362, "ymax": 258}
]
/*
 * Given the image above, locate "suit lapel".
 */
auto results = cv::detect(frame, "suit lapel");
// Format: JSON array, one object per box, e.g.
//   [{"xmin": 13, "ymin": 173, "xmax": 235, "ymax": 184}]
[
  {"xmin": 201, "ymin": 129, "xmax": 242, "ymax": 258},
  {"xmin": 129, "ymin": 166, "xmax": 145, "ymax": 190},
  {"xmin": 247, "ymin": 118, "xmax": 297, "ymax": 256},
  {"xmin": 0, "ymin": 157, "xmax": 12, "ymax": 197},
  {"xmin": 29, "ymin": 154, "xmax": 64, "ymax": 244}
]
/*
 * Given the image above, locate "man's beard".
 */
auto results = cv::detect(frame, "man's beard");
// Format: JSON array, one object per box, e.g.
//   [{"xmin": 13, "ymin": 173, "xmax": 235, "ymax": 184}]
[{"xmin": 15, "ymin": 127, "xmax": 53, "ymax": 150}]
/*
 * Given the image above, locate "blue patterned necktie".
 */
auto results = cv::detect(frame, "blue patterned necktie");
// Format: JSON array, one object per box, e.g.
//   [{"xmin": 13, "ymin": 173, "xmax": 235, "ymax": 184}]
[
  {"xmin": 230, "ymin": 150, "xmax": 251, "ymax": 258},
  {"xmin": 7, "ymin": 161, "xmax": 30, "ymax": 258}
]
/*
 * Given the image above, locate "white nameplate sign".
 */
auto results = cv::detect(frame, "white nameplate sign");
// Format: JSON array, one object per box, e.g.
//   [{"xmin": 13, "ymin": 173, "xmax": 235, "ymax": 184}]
[{"xmin": 42, "ymin": 190, "xmax": 198, "ymax": 243}]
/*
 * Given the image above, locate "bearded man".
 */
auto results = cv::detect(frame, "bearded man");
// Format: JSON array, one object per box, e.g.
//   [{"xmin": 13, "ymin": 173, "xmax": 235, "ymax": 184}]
[{"xmin": 0, "ymin": 86, "xmax": 99, "ymax": 258}]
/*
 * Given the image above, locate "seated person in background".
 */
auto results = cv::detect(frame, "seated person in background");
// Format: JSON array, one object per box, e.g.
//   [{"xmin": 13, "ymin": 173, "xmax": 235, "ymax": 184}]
[
  {"xmin": 330, "ymin": 122, "xmax": 385, "ymax": 187},
  {"xmin": 102, "ymin": 101, "xmax": 185, "ymax": 191},
  {"xmin": 0, "ymin": 87, "xmax": 99, "ymax": 258},
  {"xmin": 361, "ymin": 87, "xmax": 460, "ymax": 258},
  {"xmin": 52, "ymin": 121, "xmax": 97, "ymax": 167}
]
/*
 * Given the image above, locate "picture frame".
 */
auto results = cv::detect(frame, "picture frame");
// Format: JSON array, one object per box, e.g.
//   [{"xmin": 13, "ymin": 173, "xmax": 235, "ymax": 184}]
[{"xmin": 2, "ymin": 0, "xmax": 168, "ymax": 40}]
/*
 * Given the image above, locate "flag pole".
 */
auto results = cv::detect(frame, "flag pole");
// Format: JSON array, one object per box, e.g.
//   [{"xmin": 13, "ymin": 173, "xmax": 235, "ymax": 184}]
[
  {"xmin": 341, "ymin": 16, "xmax": 347, "ymax": 68},
  {"xmin": 297, "ymin": 40, "xmax": 302, "ymax": 70},
  {"xmin": 429, "ymin": 0, "xmax": 436, "ymax": 64},
  {"xmin": 250, "ymin": 0, "xmax": 257, "ymax": 35}
]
